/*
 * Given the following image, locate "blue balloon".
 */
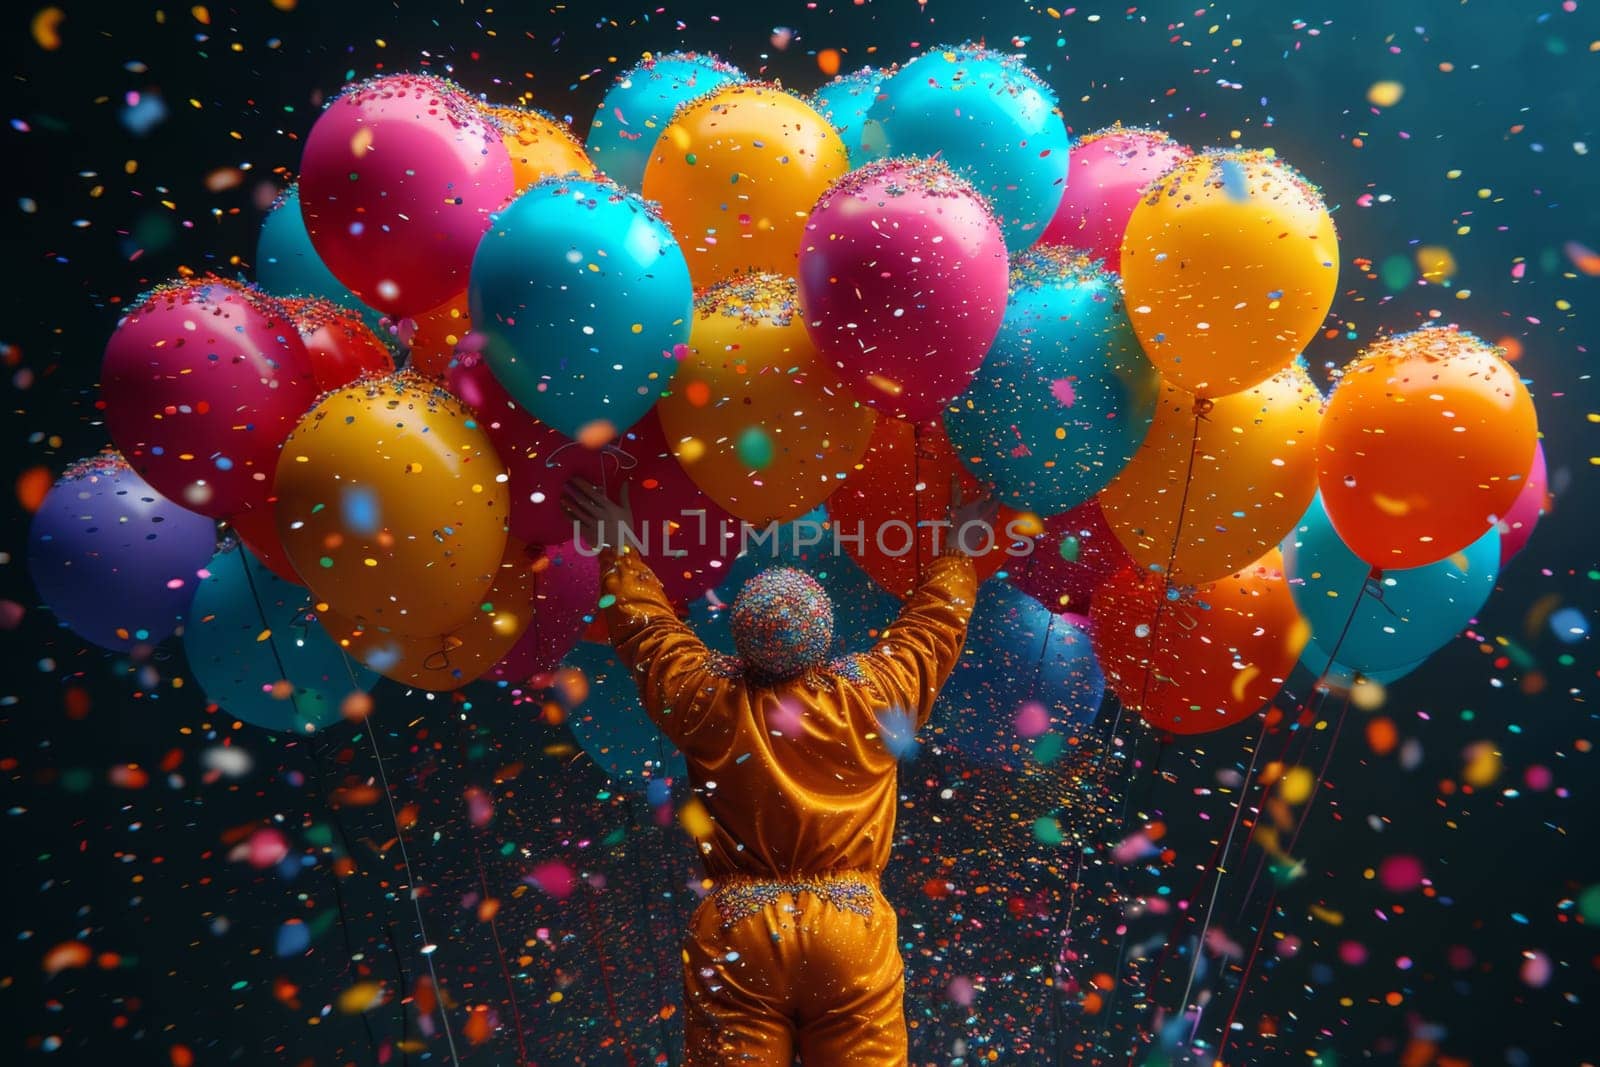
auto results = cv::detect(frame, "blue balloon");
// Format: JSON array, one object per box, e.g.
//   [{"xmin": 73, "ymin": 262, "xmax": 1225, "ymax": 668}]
[
  {"xmin": 584, "ymin": 52, "xmax": 745, "ymax": 190},
  {"xmin": 866, "ymin": 44, "xmax": 1071, "ymax": 247},
  {"xmin": 562, "ymin": 639, "xmax": 688, "ymax": 792},
  {"xmin": 931, "ymin": 579, "xmax": 1103, "ymax": 765},
  {"xmin": 28, "ymin": 454, "xmax": 217, "ymax": 651},
  {"xmin": 944, "ymin": 252, "xmax": 1159, "ymax": 514},
  {"xmin": 1282, "ymin": 494, "xmax": 1500, "ymax": 674},
  {"xmin": 184, "ymin": 544, "xmax": 377, "ymax": 733},
  {"xmin": 468, "ymin": 179, "xmax": 693, "ymax": 439},
  {"xmin": 256, "ymin": 186, "xmax": 382, "ymax": 329},
  {"xmin": 811, "ymin": 66, "xmax": 887, "ymax": 167}
]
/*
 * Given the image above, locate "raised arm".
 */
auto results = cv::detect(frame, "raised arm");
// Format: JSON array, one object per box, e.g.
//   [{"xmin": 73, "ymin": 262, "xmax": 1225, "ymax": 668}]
[
  {"xmin": 857, "ymin": 477, "xmax": 992, "ymax": 728},
  {"xmin": 863, "ymin": 551, "xmax": 979, "ymax": 728},
  {"xmin": 565, "ymin": 479, "xmax": 724, "ymax": 748}
]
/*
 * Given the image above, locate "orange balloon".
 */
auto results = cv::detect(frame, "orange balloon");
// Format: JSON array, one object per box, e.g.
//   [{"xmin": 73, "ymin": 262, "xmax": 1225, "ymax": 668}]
[
  {"xmin": 273, "ymin": 372, "xmax": 510, "ymax": 636},
  {"xmin": 404, "ymin": 290, "xmax": 471, "ymax": 380},
  {"xmin": 1090, "ymin": 549, "xmax": 1308, "ymax": 734},
  {"xmin": 319, "ymin": 540, "xmax": 537, "ymax": 691},
  {"xmin": 641, "ymin": 83, "xmax": 849, "ymax": 288},
  {"xmin": 483, "ymin": 104, "xmax": 596, "ymax": 193},
  {"xmin": 1317, "ymin": 326, "xmax": 1538, "ymax": 569},
  {"xmin": 825, "ymin": 419, "xmax": 1024, "ymax": 599},
  {"xmin": 657, "ymin": 273, "xmax": 876, "ymax": 524},
  {"xmin": 1121, "ymin": 149, "xmax": 1339, "ymax": 396},
  {"xmin": 1099, "ymin": 363, "xmax": 1323, "ymax": 585}
]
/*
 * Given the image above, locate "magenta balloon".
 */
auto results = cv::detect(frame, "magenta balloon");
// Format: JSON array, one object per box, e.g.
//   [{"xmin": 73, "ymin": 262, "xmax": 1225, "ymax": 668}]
[
  {"xmin": 1038, "ymin": 128, "xmax": 1192, "ymax": 273},
  {"xmin": 299, "ymin": 74, "xmax": 513, "ymax": 318},
  {"xmin": 485, "ymin": 540, "xmax": 599, "ymax": 684},
  {"xmin": 619, "ymin": 409, "xmax": 742, "ymax": 604},
  {"xmin": 447, "ymin": 353, "xmax": 606, "ymax": 548},
  {"xmin": 798, "ymin": 157, "xmax": 1009, "ymax": 422},
  {"xmin": 1010, "ymin": 499, "xmax": 1132, "ymax": 618},
  {"xmin": 100, "ymin": 278, "xmax": 320, "ymax": 518},
  {"xmin": 1498, "ymin": 441, "xmax": 1548, "ymax": 565}
]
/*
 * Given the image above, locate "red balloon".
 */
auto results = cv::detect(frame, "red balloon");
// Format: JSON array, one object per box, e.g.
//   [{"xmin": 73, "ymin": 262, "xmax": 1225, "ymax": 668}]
[
  {"xmin": 825, "ymin": 419, "xmax": 1022, "ymax": 599},
  {"xmin": 446, "ymin": 352, "xmax": 607, "ymax": 548},
  {"xmin": 452, "ymin": 352, "xmax": 738, "ymax": 604},
  {"xmin": 1010, "ymin": 499, "xmax": 1133, "ymax": 619},
  {"xmin": 617, "ymin": 409, "xmax": 742, "ymax": 605},
  {"xmin": 1090, "ymin": 550, "xmax": 1307, "ymax": 735},
  {"xmin": 299, "ymin": 74, "xmax": 514, "ymax": 318},
  {"xmin": 484, "ymin": 540, "xmax": 599, "ymax": 685},
  {"xmin": 100, "ymin": 277, "xmax": 320, "ymax": 518},
  {"xmin": 223, "ymin": 506, "xmax": 301, "ymax": 585},
  {"xmin": 282, "ymin": 296, "xmax": 395, "ymax": 391}
]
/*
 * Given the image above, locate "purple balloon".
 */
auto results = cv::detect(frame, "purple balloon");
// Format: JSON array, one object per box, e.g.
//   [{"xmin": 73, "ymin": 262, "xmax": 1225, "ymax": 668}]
[{"xmin": 28, "ymin": 453, "xmax": 218, "ymax": 651}]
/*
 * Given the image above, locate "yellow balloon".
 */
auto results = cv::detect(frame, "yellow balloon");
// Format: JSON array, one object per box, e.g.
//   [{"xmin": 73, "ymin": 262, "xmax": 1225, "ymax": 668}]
[
  {"xmin": 1120, "ymin": 149, "xmax": 1339, "ymax": 397},
  {"xmin": 483, "ymin": 104, "xmax": 596, "ymax": 193},
  {"xmin": 274, "ymin": 372, "xmax": 510, "ymax": 636},
  {"xmin": 1099, "ymin": 362, "xmax": 1323, "ymax": 585},
  {"xmin": 657, "ymin": 273, "xmax": 876, "ymax": 524},
  {"xmin": 641, "ymin": 83, "xmax": 849, "ymax": 288},
  {"xmin": 318, "ymin": 540, "xmax": 536, "ymax": 692}
]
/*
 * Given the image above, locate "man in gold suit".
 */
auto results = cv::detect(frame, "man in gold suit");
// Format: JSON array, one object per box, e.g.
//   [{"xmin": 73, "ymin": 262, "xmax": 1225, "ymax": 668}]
[{"xmin": 564, "ymin": 477, "xmax": 994, "ymax": 1065}]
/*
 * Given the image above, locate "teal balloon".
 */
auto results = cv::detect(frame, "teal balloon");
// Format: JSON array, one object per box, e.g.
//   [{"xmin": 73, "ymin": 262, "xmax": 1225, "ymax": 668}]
[
  {"xmin": 585, "ymin": 52, "xmax": 745, "ymax": 190},
  {"xmin": 469, "ymin": 179, "xmax": 693, "ymax": 439},
  {"xmin": 1299, "ymin": 639, "xmax": 1422, "ymax": 689},
  {"xmin": 562, "ymin": 639, "xmax": 688, "ymax": 792},
  {"xmin": 811, "ymin": 67, "xmax": 887, "ymax": 167},
  {"xmin": 184, "ymin": 544, "xmax": 376, "ymax": 733},
  {"xmin": 945, "ymin": 254, "xmax": 1158, "ymax": 514},
  {"xmin": 257, "ymin": 187, "xmax": 382, "ymax": 330},
  {"xmin": 866, "ymin": 45, "xmax": 1070, "ymax": 247},
  {"xmin": 1282, "ymin": 494, "xmax": 1499, "ymax": 674},
  {"xmin": 932, "ymin": 579, "xmax": 1104, "ymax": 765}
]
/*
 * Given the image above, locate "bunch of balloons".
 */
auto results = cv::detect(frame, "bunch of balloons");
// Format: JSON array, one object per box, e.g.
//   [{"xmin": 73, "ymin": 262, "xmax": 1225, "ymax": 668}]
[{"xmin": 28, "ymin": 46, "xmax": 1545, "ymax": 763}]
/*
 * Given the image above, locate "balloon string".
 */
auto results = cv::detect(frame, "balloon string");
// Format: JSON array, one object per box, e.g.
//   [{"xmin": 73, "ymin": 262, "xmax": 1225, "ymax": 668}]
[
  {"xmin": 302, "ymin": 733, "xmax": 386, "ymax": 1061},
  {"xmin": 1095, "ymin": 401, "xmax": 1207, "ymax": 1044},
  {"xmin": 627, "ymin": 797, "xmax": 678, "ymax": 1065},
  {"xmin": 334, "ymin": 653, "xmax": 463, "ymax": 1066},
  {"xmin": 1130, "ymin": 572, "xmax": 1377, "ymax": 1060},
  {"xmin": 584, "ymin": 890, "xmax": 639, "ymax": 1067},
  {"xmin": 1230, "ymin": 573, "xmax": 1376, "ymax": 918},
  {"xmin": 451, "ymin": 715, "xmax": 531, "ymax": 1066},
  {"xmin": 233, "ymin": 543, "xmax": 310, "ymax": 728},
  {"xmin": 1215, "ymin": 685, "xmax": 1357, "ymax": 1065}
]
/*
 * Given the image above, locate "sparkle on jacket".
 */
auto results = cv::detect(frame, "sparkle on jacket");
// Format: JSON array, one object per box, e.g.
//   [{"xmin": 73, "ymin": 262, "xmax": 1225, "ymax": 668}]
[{"xmin": 598, "ymin": 546, "xmax": 978, "ymax": 880}]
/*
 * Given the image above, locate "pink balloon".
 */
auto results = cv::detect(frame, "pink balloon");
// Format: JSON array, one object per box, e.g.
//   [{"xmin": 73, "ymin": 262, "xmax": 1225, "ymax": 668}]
[
  {"xmin": 485, "ymin": 540, "xmax": 599, "ymax": 684},
  {"xmin": 798, "ymin": 157, "xmax": 1009, "ymax": 422},
  {"xmin": 1038, "ymin": 127, "xmax": 1192, "ymax": 273},
  {"xmin": 1011, "ymin": 499, "xmax": 1131, "ymax": 619},
  {"xmin": 619, "ymin": 410, "xmax": 742, "ymax": 604},
  {"xmin": 1498, "ymin": 441, "xmax": 1548, "ymax": 565},
  {"xmin": 100, "ymin": 277, "xmax": 320, "ymax": 518},
  {"xmin": 299, "ymin": 74, "xmax": 513, "ymax": 318}
]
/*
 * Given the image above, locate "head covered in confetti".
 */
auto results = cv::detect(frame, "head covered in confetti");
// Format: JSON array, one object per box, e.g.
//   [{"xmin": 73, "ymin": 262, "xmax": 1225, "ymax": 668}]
[{"xmin": 730, "ymin": 567, "xmax": 835, "ymax": 680}]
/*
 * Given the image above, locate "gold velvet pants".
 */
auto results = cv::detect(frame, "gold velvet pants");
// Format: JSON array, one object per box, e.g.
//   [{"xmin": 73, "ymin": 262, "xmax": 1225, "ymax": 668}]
[{"xmin": 682, "ymin": 873, "xmax": 908, "ymax": 1066}]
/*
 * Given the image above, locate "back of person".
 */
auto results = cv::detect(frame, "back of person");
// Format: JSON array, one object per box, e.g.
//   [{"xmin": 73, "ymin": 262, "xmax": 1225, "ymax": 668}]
[{"xmin": 566, "ymin": 475, "xmax": 993, "ymax": 1065}]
